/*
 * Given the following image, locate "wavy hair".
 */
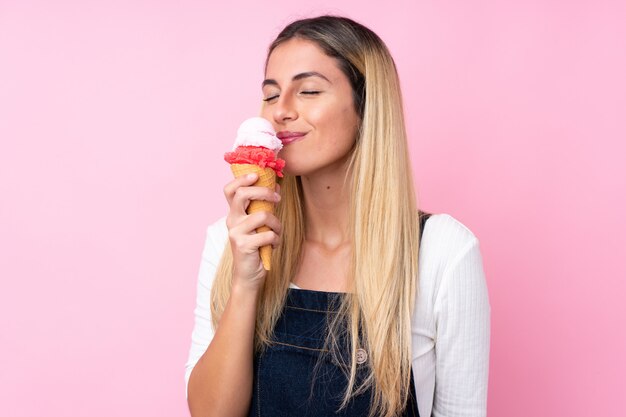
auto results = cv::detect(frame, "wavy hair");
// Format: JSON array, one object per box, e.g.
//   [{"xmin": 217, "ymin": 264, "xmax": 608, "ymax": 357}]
[{"xmin": 211, "ymin": 15, "xmax": 421, "ymax": 417}]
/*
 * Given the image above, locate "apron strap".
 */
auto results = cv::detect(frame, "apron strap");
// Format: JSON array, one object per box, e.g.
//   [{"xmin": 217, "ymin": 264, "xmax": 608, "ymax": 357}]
[{"xmin": 418, "ymin": 210, "xmax": 431, "ymax": 242}]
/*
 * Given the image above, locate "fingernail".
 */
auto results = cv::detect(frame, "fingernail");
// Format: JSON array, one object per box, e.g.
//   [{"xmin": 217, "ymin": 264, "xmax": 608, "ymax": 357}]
[
  {"xmin": 274, "ymin": 192, "xmax": 281, "ymax": 201},
  {"xmin": 247, "ymin": 173, "xmax": 257, "ymax": 180}
]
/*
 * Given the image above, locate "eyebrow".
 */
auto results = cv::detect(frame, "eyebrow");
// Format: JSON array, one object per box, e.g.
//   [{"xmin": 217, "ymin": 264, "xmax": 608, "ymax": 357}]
[{"xmin": 262, "ymin": 71, "xmax": 331, "ymax": 88}]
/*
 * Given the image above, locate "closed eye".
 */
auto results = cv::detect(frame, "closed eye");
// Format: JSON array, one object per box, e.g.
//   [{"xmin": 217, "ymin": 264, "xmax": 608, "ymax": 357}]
[
  {"xmin": 263, "ymin": 91, "xmax": 319, "ymax": 102},
  {"xmin": 262, "ymin": 94, "xmax": 279, "ymax": 102}
]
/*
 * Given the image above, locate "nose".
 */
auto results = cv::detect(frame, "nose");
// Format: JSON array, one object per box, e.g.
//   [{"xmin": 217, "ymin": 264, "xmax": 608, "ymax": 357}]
[{"xmin": 272, "ymin": 94, "xmax": 298, "ymax": 124}]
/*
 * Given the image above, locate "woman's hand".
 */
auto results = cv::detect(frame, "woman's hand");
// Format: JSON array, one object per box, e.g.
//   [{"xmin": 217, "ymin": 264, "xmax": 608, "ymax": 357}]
[{"xmin": 223, "ymin": 172, "xmax": 282, "ymax": 292}]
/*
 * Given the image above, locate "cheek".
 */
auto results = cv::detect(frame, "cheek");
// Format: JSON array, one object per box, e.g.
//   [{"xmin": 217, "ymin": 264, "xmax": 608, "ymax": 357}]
[
  {"xmin": 313, "ymin": 103, "xmax": 357, "ymax": 137},
  {"xmin": 306, "ymin": 106, "xmax": 325, "ymax": 127},
  {"xmin": 335, "ymin": 105, "xmax": 359, "ymax": 143}
]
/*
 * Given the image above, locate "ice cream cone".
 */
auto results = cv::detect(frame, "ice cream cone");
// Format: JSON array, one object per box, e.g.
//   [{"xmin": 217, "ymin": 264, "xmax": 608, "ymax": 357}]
[{"xmin": 230, "ymin": 163, "xmax": 276, "ymax": 270}]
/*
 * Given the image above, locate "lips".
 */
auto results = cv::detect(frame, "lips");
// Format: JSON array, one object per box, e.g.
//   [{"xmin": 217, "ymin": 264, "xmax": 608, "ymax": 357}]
[{"xmin": 276, "ymin": 131, "xmax": 307, "ymax": 145}]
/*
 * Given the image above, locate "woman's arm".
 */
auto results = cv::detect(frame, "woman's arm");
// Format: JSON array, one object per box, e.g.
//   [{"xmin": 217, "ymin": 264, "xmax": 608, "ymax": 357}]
[
  {"xmin": 186, "ymin": 219, "xmax": 258, "ymax": 417},
  {"xmin": 187, "ymin": 282, "xmax": 260, "ymax": 417},
  {"xmin": 433, "ymin": 237, "xmax": 491, "ymax": 417},
  {"xmin": 186, "ymin": 173, "xmax": 281, "ymax": 417}
]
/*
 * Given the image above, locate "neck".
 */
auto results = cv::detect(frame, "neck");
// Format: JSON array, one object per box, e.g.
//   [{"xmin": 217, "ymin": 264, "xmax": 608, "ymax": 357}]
[{"xmin": 299, "ymin": 164, "xmax": 351, "ymax": 249}]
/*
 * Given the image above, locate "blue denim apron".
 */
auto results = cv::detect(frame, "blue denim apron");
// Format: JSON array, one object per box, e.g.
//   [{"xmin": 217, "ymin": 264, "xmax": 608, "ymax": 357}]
[{"xmin": 247, "ymin": 212, "xmax": 431, "ymax": 417}]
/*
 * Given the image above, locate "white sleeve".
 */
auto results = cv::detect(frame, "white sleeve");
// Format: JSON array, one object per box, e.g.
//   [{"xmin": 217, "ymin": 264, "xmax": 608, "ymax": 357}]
[
  {"xmin": 432, "ymin": 238, "xmax": 491, "ymax": 417},
  {"xmin": 184, "ymin": 217, "xmax": 228, "ymax": 398}
]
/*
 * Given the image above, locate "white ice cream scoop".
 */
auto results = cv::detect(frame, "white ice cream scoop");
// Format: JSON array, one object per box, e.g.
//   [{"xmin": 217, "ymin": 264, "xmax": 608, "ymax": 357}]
[{"xmin": 232, "ymin": 117, "xmax": 283, "ymax": 152}]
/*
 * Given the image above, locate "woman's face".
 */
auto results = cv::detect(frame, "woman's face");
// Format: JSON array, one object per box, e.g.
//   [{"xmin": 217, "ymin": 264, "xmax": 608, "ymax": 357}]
[{"xmin": 261, "ymin": 38, "xmax": 360, "ymax": 177}]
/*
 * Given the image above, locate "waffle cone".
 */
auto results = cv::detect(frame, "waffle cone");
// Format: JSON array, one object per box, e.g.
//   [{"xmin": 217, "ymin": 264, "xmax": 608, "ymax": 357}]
[{"xmin": 230, "ymin": 163, "xmax": 277, "ymax": 270}]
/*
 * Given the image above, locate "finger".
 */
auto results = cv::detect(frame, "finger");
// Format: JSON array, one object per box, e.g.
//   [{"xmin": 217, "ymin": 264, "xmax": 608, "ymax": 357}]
[
  {"xmin": 230, "ymin": 186, "xmax": 280, "ymax": 218},
  {"xmin": 249, "ymin": 211, "xmax": 282, "ymax": 235},
  {"xmin": 231, "ymin": 210, "xmax": 282, "ymax": 236},
  {"xmin": 229, "ymin": 227, "xmax": 280, "ymax": 255},
  {"xmin": 247, "ymin": 230, "xmax": 281, "ymax": 251},
  {"xmin": 223, "ymin": 173, "xmax": 259, "ymax": 205}
]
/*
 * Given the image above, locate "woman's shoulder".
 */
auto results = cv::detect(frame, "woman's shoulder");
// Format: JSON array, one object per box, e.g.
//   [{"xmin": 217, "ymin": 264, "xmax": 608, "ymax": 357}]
[
  {"xmin": 421, "ymin": 212, "xmax": 479, "ymax": 252},
  {"xmin": 417, "ymin": 212, "xmax": 483, "ymax": 300},
  {"xmin": 414, "ymin": 212, "xmax": 488, "ymax": 340}
]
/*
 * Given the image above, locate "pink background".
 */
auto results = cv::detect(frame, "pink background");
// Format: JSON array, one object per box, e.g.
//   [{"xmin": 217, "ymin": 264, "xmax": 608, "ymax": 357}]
[{"xmin": 1, "ymin": 1, "xmax": 624, "ymax": 416}]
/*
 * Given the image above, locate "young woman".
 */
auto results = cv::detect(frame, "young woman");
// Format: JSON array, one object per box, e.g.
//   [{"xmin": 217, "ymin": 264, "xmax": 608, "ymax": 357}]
[{"xmin": 185, "ymin": 15, "xmax": 490, "ymax": 417}]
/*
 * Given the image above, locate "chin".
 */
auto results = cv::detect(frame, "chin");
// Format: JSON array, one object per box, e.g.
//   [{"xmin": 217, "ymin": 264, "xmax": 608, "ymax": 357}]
[
  {"xmin": 281, "ymin": 163, "xmax": 318, "ymax": 178},
  {"xmin": 280, "ymin": 158, "xmax": 309, "ymax": 177},
  {"xmin": 282, "ymin": 167, "xmax": 306, "ymax": 177}
]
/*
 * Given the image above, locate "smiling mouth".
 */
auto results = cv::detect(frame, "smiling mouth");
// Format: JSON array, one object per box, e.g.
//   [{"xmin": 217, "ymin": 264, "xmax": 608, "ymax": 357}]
[{"xmin": 277, "ymin": 132, "xmax": 307, "ymax": 145}]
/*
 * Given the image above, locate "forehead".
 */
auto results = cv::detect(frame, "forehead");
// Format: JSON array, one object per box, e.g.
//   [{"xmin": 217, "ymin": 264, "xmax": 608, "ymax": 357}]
[{"xmin": 265, "ymin": 38, "xmax": 342, "ymax": 82}]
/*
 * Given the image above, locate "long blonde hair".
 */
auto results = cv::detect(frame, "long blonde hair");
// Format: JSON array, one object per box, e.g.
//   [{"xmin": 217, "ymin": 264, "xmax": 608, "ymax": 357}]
[{"xmin": 211, "ymin": 16, "xmax": 421, "ymax": 417}]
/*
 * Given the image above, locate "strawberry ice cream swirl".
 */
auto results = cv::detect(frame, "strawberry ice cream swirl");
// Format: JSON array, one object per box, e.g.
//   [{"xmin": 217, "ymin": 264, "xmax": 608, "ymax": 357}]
[{"xmin": 224, "ymin": 146, "xmax": 285, "ymax": 177}]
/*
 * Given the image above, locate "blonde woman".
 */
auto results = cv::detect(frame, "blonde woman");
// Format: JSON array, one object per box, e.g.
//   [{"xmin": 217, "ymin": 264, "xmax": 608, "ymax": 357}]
[{"xmin": 185, "ymin": 15, "xmax": 490, "ymax": 417}]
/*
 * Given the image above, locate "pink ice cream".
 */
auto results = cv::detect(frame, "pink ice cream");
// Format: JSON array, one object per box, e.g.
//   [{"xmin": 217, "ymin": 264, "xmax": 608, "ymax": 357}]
[{"xmin": 224, "ymin": 117, "xmax": 285, "ymax": 177}]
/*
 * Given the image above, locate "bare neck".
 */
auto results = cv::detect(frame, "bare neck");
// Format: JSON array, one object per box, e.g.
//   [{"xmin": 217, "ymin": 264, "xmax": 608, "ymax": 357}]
[{"xmin": 299, "ymin": 167, "xmax": 351, "ymax": 249}]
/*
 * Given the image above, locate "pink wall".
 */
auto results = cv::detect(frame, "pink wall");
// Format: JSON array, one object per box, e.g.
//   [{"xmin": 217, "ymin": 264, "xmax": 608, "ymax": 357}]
[{"xmin": 1, "ymin": 1, "xmax": 624, "ymax": 416}]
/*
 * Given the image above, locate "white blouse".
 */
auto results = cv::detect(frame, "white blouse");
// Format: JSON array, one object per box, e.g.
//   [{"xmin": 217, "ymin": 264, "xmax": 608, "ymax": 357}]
[{"xmin": 185, "ymin": 213, "xmax": 491, "ymax": 417}]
